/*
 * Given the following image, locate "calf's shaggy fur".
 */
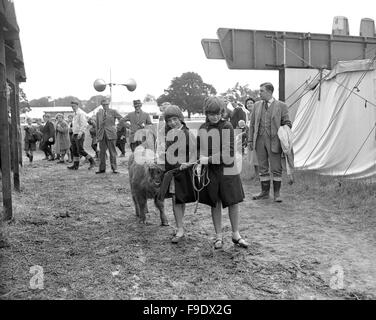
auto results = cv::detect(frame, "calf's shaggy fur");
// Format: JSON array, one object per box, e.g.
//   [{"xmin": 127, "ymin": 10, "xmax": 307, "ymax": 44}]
[{"xmin": 128, "ymin": 152, "xmax": 168, "ymax": 225}]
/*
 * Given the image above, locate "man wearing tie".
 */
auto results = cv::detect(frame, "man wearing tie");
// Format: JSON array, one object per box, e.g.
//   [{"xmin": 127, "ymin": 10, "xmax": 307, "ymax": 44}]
[
  {"xmin": 248, "ymin": 82, "xmax": 292, "ymax": 202},
  {"xmin": 95, "ymin": 98, "xmax": 123, "ymax": 174},
  {"xmin": 123, "ymin": 100, "xmax": 152, "ymax": 152}
]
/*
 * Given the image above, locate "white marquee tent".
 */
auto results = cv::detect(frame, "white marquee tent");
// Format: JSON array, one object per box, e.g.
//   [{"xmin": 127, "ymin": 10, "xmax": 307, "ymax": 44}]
[{"xmin": 292, "ymin": 59, "xmax": 376, "ymax": 179}]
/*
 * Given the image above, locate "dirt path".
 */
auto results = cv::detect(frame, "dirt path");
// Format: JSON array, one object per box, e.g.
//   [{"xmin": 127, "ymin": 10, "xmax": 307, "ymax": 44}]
[{"xmin": 1, "ymin": 151, "xmax": 375, "ymax": 300}]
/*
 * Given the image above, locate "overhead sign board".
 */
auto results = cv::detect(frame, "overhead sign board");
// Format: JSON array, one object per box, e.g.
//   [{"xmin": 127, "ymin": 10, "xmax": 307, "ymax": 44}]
[{"xmin": 202, "ymin": 28, "xmax": 376, "ymax": 70}]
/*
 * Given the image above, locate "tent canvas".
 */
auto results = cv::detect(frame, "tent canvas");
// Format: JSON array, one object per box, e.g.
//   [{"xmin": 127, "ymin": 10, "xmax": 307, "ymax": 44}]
[{"xmin": 292, "ymin": 59, "xmax": 376, "ymax": 179}]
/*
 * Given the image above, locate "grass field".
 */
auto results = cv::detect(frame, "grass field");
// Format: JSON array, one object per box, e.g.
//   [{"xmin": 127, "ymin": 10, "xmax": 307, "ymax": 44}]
[{"xmin": 0, "ymin": 143, "xmax": 376, "ymax": 300}]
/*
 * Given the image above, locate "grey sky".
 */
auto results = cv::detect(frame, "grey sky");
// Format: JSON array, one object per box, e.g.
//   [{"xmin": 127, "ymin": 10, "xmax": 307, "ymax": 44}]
[{"xmin": 15, "ymin": 0, "xmax": 375, "ymax": 102}]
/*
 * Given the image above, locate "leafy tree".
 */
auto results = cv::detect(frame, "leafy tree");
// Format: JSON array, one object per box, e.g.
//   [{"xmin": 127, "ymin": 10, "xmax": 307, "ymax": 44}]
[
  {"xmin": 157, "ymin": 72, "xmax": 216, "ymax": 118},
  {"xmin": 29, "ymin": 96, "xmax": 81, "ymax": 108},
  {"xmin": 54, "ymin": 96, "xmax": 82, "ymax": 107},
  {"xmin": 19, "ymin": 87, "xmax": 31, "ymax": 114},
  {"xmin": 220, "ymin": 82, "xmax": 258, "ymax": 106},
  {"xmin": 143, "ymin": 94, "xmax": 156, "ymax": 103},
  {"xmin": 29, "ymin": 96, "xmax": 50, "ymax": 108},
  {"xmin": 80, "ymin": 95, "xmax": 106, "ymax": 113}
]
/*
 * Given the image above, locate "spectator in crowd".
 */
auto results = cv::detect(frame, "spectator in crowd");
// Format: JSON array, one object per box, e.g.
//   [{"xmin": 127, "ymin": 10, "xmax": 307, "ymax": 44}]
[
  {"xmin": 67, "ymin": 100, "xmax": 95, "ymax": 170},
  {"xmin": 115, "ymin": 118, "xmax": 127, "ymax": 157},
  {"xmin": 230, "ymin": 102, "xmax": 247, "ymax": 129},
  {"xmin": 156, "ymin": 102, "xmax": 171, "ymax": 163},
  {"xmin": 39, "ymin": 114, "xmax": 55, "ymax": 161},
  {"xmin": 237, "ymin": 119, "xmax": 248, "ymax": 155},
  {"xmin": 23, "ymin": 118, "xmax": 39, "ymax": 163},
  {"xmin": 55, "ymin": 113, "xmax": 70, "ymax": 163},
  {"xmin": 67, "ymin": 114, "xmax": 74, "ymax": 162},
  {"xmin": 87, "ymin": 118, "xmax": 99, "ymax": 159},
  {"xmin": 249, "ymin": 82, "xmax": 292, "ymax": 202},
  {"xmin": 245, "ymin": 97, "xmax": 259, "ymax": 178},
  {"xmin": 95, "ymin": 98, "xmax": 123, "ymax": 174},
  {"xmin": 123, "ymin": 100, "xmax": 152, "ymax": 152}
]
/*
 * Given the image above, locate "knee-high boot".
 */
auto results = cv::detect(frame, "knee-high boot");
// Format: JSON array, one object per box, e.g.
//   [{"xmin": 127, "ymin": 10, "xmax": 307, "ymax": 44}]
[
  {"xmin": 252, "ymin": 180, "xmax": 270, "ymax": 200},
  {"xmin": 273, "ymin": 180, "xmax": 282, "ymax": 202},
  {"xmin": 67, "ymin": 157, "xmax": 79, "ymax": 170}
]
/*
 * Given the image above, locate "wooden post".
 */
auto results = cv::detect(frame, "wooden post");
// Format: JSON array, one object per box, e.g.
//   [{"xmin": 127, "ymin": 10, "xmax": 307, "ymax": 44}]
[
  {"xmin": 0, "ymin": 31, "xmax": 13, "ymax": 220},
  {"xmin": 15, "ymin": 83, "xmax": 22, "ymax": 168},
  {"xmin": 10, "ymin": 81, "xmax": 20, "ymax": 191}
]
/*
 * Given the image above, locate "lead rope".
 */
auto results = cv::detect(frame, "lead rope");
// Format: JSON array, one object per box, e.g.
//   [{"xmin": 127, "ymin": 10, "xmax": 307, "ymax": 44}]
[{"xmin": 192, "ymin": 163, "xmax": 210, "ymax": 214}]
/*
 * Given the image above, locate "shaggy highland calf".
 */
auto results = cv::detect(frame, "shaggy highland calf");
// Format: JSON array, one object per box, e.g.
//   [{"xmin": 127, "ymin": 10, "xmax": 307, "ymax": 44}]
[{"xmin": 128, "ymin": 140, "xmax": 169, "ymax": 226}]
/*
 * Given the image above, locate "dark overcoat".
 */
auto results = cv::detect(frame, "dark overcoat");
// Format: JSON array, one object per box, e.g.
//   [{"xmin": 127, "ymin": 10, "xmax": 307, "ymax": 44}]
[
  {"xmin": 164, "ymin": 123, "xmax": 197, "ymax": 204},
  {"xmin": 39, "ymin": 120, "xmax": 55, "ymax": 150},
  {"xmin": 197, "ymin": 119, "xmax": 245, "ymax": 208}
]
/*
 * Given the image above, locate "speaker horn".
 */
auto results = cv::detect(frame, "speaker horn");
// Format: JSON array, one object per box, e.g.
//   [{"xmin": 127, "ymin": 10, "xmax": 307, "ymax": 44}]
[
  {"xmin": 119, "ymin": 78, "xmax": 137, "ymax": 92},
  {"xmin": 93, "ymin": 78, "xmax": 137, "ymax": 92},
  {"xmin": 93, "ymin": 79, "xmax": 107, "ymax": 92}
]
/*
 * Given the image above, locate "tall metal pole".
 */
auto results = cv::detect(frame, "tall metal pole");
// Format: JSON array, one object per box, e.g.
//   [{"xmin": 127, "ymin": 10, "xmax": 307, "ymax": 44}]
[
  {"xmin": 109, "ymin": 68, "xmax": 112, "ymax": 108},
  {"xmin": 0, "ymin": 30, "xmax": 13, "ymax": 220}
]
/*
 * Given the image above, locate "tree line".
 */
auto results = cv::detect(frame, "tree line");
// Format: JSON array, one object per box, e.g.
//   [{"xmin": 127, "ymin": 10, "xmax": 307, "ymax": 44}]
[{"xmin": 20, "ymin": 72, "xmax": 259, "ymax": 115}]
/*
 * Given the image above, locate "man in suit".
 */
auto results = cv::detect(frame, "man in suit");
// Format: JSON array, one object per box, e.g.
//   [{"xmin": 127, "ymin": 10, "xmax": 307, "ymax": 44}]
[
  {"xmin": 123, "ymin": 100, "xmax": 152, "ymax": 152},
  {"xmin": 95, "ymin": 98, "xmax": 123, "ymax": 174},
  {"xmin": 248, "ymin": 82, "xmax": 292, "ymax": 202}
]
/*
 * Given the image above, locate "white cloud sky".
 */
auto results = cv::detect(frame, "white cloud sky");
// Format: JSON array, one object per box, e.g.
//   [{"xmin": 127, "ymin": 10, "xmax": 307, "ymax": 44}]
[{"xmin": 14, "ymin": 0, "xmax": 376, "ymax": 102}]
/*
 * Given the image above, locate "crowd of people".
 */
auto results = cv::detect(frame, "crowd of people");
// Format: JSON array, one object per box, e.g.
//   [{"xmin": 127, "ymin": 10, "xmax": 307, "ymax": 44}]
[{"xmin": 23, "ymin": 81, "xmax": 291, "ymax": 250}]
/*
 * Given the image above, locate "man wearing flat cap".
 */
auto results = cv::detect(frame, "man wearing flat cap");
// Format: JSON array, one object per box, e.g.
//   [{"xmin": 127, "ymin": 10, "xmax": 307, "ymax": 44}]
[
  {"xmin": 95, "ymin": 97, "xmax": 124, "ymax": 174},
  {"xmin": 123, "ymin": 99, "xmax": 152, "ymax": 152}
]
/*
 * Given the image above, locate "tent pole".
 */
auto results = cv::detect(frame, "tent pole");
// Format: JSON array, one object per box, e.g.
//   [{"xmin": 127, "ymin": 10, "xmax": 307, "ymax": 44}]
[{"xmin": 318, "ymin": 68, "xmax": 323, "ymax": 101}]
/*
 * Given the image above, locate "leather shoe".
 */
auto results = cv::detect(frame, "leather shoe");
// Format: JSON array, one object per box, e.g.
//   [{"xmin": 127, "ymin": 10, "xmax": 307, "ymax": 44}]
[
  {"xmin": 112, "ymin": 170, "xmax": 119, "ymax": 174},
  {"xmin": 95, "ymin": 170, "xmax": 106, "ymax": 174},
  {"xmin": 213, "ymin": 238, "xmax": 223, "ymax": 250},
  {"xmin": 171, "ymin": 234, "xmax": 184, "ymax": 244},
  {"xmin": 232, "ymin": 237, "xmax": 249, "ymax": 248}
]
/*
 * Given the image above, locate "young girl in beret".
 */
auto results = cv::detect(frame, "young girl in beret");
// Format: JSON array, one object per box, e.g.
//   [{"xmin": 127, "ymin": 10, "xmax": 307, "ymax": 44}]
[
  {"xmin": 160, "ymin": 105, "xmax": 197, "ymax": 243},
  {"xmin": 197, "ymin": 96, "xmax": 249, "ymax": 249}
]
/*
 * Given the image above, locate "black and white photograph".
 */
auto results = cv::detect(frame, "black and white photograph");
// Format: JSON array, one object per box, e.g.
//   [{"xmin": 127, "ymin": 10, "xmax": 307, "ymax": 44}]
[{"xmin": 0, "ymin": 0, "xmax": 375, "ymax": 305}]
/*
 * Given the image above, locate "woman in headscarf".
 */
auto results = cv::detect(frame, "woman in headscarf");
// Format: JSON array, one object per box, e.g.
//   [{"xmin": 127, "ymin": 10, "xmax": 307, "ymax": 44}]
[{"xmin": 55, "ymin": 113, "xmax": 70, "ymax": 163}]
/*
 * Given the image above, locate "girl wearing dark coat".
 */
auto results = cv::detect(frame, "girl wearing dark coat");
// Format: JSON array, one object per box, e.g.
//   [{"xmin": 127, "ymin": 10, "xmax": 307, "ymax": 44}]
[
  {"xmin": 162, "ymin": 105, "xmax": 197, "ymax": 243},
  {"xmin": 197, "ymin": 96, "xmax": 249, "ymax": 250}
]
